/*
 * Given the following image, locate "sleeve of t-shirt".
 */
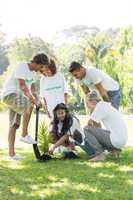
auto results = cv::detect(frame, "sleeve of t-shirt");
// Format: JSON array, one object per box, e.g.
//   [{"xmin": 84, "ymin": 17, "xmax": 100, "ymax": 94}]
[
  {"xmin": 90, "ymin": 102, "xmax": 107, "ymax": 123},
  {"xmin": 62, "ymin": 75, "xmax": 68, "ymax": 93},
  {"xmin": 89, "ymin": 68, "xmax": 102, "ymax": 85},
  {"xmin": 40, "ymin": 77, "xmax": 45, "ymax": 97},
  {"xmin": 14, "ymin": 63, "xmax": 27, "ymax": 80}
]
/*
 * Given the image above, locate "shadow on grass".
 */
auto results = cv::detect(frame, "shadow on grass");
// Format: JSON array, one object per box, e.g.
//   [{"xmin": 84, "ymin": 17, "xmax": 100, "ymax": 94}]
[{"xmin": 0, "ymin": 148, "xmax": 133, "ymax": 200}]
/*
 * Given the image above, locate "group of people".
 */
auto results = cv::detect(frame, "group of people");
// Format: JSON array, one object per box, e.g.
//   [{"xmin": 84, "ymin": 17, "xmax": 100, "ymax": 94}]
[{"xmin": 1, "ymin": 53, "xmax": 128, "ymax": 161}]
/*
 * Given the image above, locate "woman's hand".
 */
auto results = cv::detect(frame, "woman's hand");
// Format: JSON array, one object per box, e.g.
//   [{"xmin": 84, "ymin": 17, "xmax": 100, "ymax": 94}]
[
  {"xmin": 48, "ymin": 144, "xmax": 56, "ymax": 155},
  {"xmin": 47, "ymin": 111, "xmax": 52, "ymax": 119}
]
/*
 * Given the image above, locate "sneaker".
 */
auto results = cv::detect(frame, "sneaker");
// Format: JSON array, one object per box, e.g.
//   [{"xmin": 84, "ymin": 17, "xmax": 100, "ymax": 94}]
[
  {"xmin": 9, "ymin": 154, "xmax": 23, "ymax": 161},
  {"xmin": 20, "ymin": 135, "xmax": 37, "ymax": 144}
]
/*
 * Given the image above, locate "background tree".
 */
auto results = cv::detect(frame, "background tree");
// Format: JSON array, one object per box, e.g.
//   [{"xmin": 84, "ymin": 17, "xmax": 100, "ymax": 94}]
[{"xmin": 0, "ymin": 27, "xmax": 9, "ymax": 75}]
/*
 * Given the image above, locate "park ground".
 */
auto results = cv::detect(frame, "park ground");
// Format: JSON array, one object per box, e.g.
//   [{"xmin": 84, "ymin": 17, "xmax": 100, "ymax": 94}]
[{"xmin": 0, "ymin": 111, "xmax": 133, "ymax": 200}]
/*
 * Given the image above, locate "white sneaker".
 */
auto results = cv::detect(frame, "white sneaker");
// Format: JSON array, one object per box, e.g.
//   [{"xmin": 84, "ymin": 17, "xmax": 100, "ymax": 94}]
[
  {"xmin": 20, "ymin": 135, "xmax": 37, "ymax": 144},
  {"xmin": 9, "ymin": 154, "xmax": 23, "ymax": 161}
]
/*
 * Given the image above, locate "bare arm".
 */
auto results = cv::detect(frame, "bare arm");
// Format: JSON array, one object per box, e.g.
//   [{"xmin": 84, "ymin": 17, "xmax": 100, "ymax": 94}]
[
  {"xmin": 81, "ymin": 84, "xmax": 90, "ymax": 94},
  {"xmin": 95, "ymin": 83, "xmax": 110, "ymax": 102},
  {"xmin": 54, "ymin": 134, "xmax": 69, "ymax": 148},
  {"xmin": 64, "ymin": 93, "xmax": 68, "ymax": 105},
  {"xmin": 49, "ymin": 134, "xmax": 69, "ymax": 154},
  {"xmin": 43, "ymin": 97, "xmax": 51, "ymax": 118},
  {"xmin": 31, "ymin": 83, "xmax": 38, "ymax": 100},
  {"xmin": 18, "ymin": 79, "xmax": 35, "ymax": 103}
]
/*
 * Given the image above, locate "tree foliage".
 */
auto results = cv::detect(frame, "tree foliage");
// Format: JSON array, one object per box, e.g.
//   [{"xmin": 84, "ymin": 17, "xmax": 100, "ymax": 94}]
[
  {"xmin": 0, "ymin": 26, "xmax": 133, "ymax": 112},
  {"xmin": 0, "ymin": 29, "xmax": 9, "ymax": 74}
]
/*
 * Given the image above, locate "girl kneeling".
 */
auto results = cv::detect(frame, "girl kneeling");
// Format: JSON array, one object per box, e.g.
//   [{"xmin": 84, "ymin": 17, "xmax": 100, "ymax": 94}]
[{"xmin": 48, "ymin": 103, "xmax": 94, "ymax": 157}]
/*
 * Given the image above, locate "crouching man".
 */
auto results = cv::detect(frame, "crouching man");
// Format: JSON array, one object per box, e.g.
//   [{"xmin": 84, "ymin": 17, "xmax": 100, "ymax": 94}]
[{"xmin": 84, "ymin": 90, "xmax": 128, "ymax": 161}]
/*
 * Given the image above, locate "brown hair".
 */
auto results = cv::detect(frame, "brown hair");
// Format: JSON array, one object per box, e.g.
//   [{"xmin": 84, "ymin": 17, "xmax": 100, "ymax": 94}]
[
  {"xmin": 48, "ymin": 59, "xmax": 57, "ymax": 75},
  {"xmin": 32, "ymin": 53, "xmax": 49, "ymax": 65}
]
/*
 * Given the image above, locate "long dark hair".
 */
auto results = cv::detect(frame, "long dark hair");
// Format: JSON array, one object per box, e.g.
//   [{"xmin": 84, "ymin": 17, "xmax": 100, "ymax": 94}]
[{"xmin": 52, "ymin": 103, "xmax": 73, "ymax": 137}]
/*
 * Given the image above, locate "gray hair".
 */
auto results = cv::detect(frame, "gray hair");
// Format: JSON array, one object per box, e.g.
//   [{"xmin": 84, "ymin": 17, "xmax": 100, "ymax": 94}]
[{"xmin": 86, "ymin": 90, "xmax": 101, "ymax": 102}]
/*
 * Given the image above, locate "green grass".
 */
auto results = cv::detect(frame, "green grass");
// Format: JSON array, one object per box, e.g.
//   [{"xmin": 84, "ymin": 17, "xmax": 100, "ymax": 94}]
[
  {"xmin": 0, "ymin": 112, "xmax": 133, "ymax": 200},
  {"xmin": 0, "ymin": 148, "xmax": 133, "ymax": 200}
]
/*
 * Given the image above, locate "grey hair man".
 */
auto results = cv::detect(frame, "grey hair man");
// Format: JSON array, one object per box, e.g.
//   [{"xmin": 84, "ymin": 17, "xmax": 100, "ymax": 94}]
[{"xmin": 84, "ymin": 90, "xmax": 127, "ymax": 161}]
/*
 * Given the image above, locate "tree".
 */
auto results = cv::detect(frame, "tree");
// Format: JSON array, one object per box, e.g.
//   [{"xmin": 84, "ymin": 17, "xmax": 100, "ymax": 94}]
[
  {"xmin": 8, "ymin": 35, "xmax": 55, "ymax": 65},
  {"xmin": 0, "ymin": 28, "xmax": 9, "ymax": 74}
]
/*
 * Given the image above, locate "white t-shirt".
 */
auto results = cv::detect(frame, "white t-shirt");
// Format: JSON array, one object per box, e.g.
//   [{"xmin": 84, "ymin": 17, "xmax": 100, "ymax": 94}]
[
  {"xmin": 78, "ymin": 67, "xmax": 119, "ymax": 91},
  {"xmin": 90, "ymin": 101, "xmax": 128, "ymax": 149},
  {"xmin": 2, "ymin": 62, "xmax": 35, "ymax": 97},
  {"xmin": 40, "ymin": 72, "xmax": 68, "ymax": 116}
]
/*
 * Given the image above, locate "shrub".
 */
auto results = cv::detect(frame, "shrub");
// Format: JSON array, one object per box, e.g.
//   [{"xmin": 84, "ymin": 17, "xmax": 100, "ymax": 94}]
[{"xmin": 38, "ymin": 121, "xmax": 52, "ymax": 154}]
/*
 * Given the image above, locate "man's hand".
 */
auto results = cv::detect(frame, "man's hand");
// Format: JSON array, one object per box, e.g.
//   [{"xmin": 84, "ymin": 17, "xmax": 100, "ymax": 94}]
[
  {"xmin": 34, "ymin": 98, "xmax": 42, "ymax": 107},
  {"xmin": 95, "ymin": 83, "xmax": 110, "ymax": 102},
  {"xmin": 87, "ymin": 119, "xmax": 101, "ymax": 128}
]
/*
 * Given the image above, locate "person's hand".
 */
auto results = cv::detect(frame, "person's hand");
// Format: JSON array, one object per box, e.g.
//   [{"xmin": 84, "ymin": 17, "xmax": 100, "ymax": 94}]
[
  {"xmin": 87, "ymin": 119, "xmax": 94, "ymax": 126},
  {"xmin": 35, "ymin": 98, "xmax": 42, "ymax": 107},
  {"xmin": 48, "ymin": 144, "xmax": 55, "ymax": 155},
  {"xmin": 30, "ymin": 96, "xmax": 42, "ymax": 107},
  {"xmin": 47, "ymin": 111, "xmax": 52, "ymax": 119},
  {"xmin": 29, "ymin": 96, "xmax": 36, "ymax": 105}
]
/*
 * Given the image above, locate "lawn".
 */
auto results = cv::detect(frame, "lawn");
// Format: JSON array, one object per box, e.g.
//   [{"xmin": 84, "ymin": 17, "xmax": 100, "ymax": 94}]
[
  {"xmin": 0, "ymin": 148, "xmax": 133, "ymax": 200},
  {"xmin": 0, "ymin": 112, "xmax": 133, "ymax": 200}
]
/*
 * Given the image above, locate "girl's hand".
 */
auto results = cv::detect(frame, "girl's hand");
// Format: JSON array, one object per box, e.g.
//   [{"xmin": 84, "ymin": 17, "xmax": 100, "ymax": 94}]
[
  {"xmin": 47, "ymin": 111, "xmax": 52, "ymax": 119},
  {"xmin": 48, "ymin": 145, "xmax": 55, "ymax": 155}
]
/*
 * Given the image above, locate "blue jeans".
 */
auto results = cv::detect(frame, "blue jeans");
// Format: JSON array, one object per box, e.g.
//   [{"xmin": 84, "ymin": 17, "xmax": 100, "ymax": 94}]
[
  {"xmin": 75, "ymin": 139, "xmax": 95, "ymax": 156},
  {"xmin": 107, "ymin": 89, "xmax": 121, "ymax": 110}
]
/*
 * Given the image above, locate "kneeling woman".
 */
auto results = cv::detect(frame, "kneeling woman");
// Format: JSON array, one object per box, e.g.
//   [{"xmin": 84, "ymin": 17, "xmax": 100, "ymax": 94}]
[{"xmin": 48, "ymin": 103, "xmax": 94, "ymax": 156}]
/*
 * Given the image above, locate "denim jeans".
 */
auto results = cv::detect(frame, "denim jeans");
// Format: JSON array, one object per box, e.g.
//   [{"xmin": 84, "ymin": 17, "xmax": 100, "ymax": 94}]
[
  {"xmin": 75, "ymin": 139, "xmax": 95, "ymax": 156},
  {"xmin": 107, "ymin": 89, "xmax": 121, "ymax": 110}
]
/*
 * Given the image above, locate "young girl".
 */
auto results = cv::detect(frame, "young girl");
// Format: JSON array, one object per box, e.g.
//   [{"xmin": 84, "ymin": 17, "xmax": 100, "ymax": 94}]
[
  {"xmin": 48, "ymin": 103, "xmax": 94, "ymax": 156},
  {"xmin": 40, "ymin": 59, "xmax": 68, "ymax": 119}
]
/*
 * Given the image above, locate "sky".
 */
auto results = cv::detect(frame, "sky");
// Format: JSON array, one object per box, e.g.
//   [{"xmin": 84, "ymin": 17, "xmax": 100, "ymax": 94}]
[{"xmin": 0, "ymin": 0, "xmax": 133, "ymax": 42}]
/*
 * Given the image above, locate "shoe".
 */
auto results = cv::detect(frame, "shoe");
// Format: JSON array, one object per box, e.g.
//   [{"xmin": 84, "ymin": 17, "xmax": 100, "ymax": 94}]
[
  {"xmin": 20, "ymin": 135, "xmax": 37, "ymax": 144},
  {"xmin": 63, "ymin": 151, "xmax": 79, "ymax": 159},
  {"xmin": 9, "ymin": 154, "xmax": 23, "ymax": 161},
  {"xmin": 90, "ymin": 153, "xmax": 106, "ymax": 162}
]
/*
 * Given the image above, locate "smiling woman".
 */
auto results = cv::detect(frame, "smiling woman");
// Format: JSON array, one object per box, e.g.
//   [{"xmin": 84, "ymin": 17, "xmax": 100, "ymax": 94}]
[{"xmin": 40, "ymin": 59, "xmax": 68, "ymax": 118}]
